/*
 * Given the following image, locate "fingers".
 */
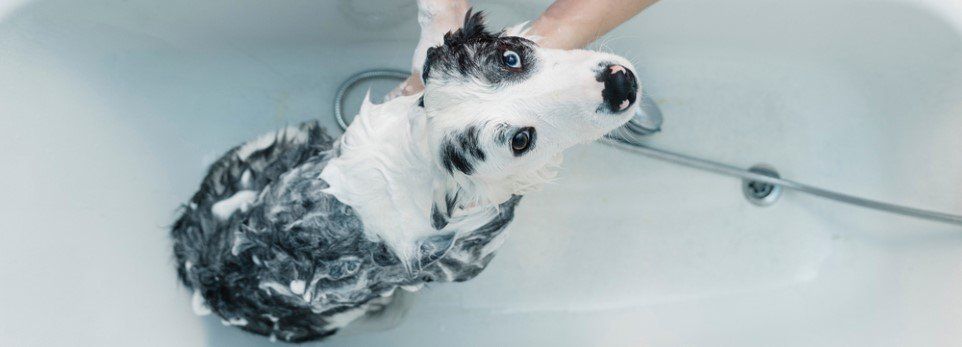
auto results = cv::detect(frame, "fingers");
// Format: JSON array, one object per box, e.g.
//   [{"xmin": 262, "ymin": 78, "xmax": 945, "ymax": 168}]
[{"xmin": 384, "ymin": 74, "xmax": 425, "ymax": 101}]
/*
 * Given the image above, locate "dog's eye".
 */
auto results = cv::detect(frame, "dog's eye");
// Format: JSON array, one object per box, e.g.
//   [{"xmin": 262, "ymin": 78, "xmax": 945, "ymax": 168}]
[
  {"xmin": 511, "ymin": 127, "xmax": 535, "ymax": 155},
  {"xmin": 501, "ymin": 50, "xmax": 522, "ymax": 69}
]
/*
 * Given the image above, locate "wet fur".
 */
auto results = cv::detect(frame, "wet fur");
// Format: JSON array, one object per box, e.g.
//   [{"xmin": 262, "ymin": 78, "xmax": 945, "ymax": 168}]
[
  {"xmin": 171, "ymin": 10, "xmax": 638, "ymax": 343},
  {"xmin": 171, "ymin": 121, "xmax": 520, "ymax": 342}
]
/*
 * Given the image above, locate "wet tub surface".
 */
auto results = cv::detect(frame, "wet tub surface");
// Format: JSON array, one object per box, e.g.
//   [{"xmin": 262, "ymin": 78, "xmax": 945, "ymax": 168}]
[{"xmin": 2, "ymin": 0, "xmax": 962, "ymax": 346}]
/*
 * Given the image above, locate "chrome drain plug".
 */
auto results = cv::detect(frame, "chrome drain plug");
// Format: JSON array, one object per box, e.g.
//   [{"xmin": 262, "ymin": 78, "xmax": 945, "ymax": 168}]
[{"xmin": 742, "ymin": 165, "xmax": 782, "ymax": 206}]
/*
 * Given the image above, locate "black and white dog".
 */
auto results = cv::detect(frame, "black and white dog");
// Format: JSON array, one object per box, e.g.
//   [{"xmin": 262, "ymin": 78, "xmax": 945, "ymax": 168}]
[{"xmin": 171, "ymin": 12, "xmax": 640, "ymax": 343}]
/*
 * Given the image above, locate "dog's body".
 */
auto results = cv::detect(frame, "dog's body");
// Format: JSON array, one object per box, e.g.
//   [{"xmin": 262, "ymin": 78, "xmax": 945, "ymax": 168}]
[
  {"xmin": 172, "ymin": 117, "xmax": 519, "ymax": 342},
  {"xmin": 171, "ymin": 12, "xmax": 640, "ymax": 343}
]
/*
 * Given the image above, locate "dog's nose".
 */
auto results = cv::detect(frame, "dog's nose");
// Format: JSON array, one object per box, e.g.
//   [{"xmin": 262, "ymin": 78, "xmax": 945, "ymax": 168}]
[{"xmin": 600, "ymin": 64, "xmax": 638, "ymax": 113}]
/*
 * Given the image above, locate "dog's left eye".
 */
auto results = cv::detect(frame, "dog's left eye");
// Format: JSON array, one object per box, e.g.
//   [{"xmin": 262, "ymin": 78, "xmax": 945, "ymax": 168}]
[
  {"xmin": 510, "ymin": 127, "xmax": 535, "ymax": 156},
  {"xmin": 501, "ymin": 50, "xmax": 522, "ymax": 69}
]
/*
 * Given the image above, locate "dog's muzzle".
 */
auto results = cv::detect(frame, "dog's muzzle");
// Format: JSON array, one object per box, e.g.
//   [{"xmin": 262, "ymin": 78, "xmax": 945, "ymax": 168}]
[{"xmin": 599, "ymin": 64, "xmax": 638, "ymax": 113}]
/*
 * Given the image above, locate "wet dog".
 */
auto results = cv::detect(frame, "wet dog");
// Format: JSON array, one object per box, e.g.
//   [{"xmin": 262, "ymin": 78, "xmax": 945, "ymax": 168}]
[{"xmin": 171, "ymin": 11, "xmax": 640, "ymax": 343}]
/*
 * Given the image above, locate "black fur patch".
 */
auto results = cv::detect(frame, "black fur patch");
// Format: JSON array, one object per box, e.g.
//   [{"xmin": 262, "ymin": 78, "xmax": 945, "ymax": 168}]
[
  {"xmin": 461, "ymin": 126, "xmax": 485, "ymax": 161},
  {"xmin": 421, "ymin": 55, "xmax": 433, "ymax": 84},
  {"xmin": 440, "ymin": 126, "xmax": 486, "ymax": 175},
  {"xmin": 430, "ymin": 189, "xmax": 461, "ymax": 230},
  {"xmin": 445, "ymin": 190, "xmax": 459, "ymax": 212},
  {"xmin": 444, "ymin": 10, "xmax": 493, "ymax": 47},
  {"xmin": 440, "ymin": 142, "xmax": 474, "ymax": 175},
  {"xmin": 430, "ymin": 204, "xmax": 448, "ymax": 230}
]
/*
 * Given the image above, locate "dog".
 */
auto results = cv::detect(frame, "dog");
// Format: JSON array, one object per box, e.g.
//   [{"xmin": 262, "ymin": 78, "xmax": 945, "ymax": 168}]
[{"xmin": 170, "ymin": 11, "xmax": 640, "ymax": 343}]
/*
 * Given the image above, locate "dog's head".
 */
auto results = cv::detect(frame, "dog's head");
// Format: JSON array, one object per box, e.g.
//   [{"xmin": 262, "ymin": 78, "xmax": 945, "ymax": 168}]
[{"xmin": 421, "ymin": 11, "xmax": 640, "ymax": 200}]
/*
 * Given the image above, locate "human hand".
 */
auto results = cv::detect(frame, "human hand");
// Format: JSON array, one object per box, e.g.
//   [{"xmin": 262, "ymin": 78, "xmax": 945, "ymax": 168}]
[{"xmin": 386, "ymin": 0, "xmax": 469, "ymax": 100}]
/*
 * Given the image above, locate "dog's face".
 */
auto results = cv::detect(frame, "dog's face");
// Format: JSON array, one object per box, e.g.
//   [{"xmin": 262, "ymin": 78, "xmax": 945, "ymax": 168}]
[{"xmin": 422, "ymin": 12, "xmax": 640, "ymax": 183}]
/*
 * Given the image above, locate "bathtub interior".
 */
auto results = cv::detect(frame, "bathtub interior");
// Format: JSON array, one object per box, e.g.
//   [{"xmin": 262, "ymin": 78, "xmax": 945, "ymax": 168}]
[{"xmin": 1, "ymin": 0, "xmax": 962, "ymax": 346}]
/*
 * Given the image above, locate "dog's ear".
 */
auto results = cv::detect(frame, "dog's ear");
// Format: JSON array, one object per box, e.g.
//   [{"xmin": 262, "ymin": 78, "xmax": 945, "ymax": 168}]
[
  {"xmin": 421, "ymin": 46, "xmax": 437, "ymax": 83},
  {"xmin": 443, "ymin": 9, "xmax": 494, "ymax": 47},
  {"xmin": 422, "ymin": 9, "xmax": 494, "ymax": 85}
]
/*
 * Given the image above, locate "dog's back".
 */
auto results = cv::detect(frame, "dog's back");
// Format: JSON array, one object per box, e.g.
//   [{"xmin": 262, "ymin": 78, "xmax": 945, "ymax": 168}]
[
  {"xmin": 171, "ymin": 119, "xmax": 521, "ymax": 343},
  {"xmin": 171, "ymin": 121, "xmax": 333, "ymax": 287},
  {"xmin": 171, "ymin": 120, "xmax": 358, "ymax": 342}
]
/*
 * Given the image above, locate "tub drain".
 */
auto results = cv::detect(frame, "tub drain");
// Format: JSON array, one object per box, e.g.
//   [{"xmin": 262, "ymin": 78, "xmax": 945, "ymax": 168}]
[{"xmin": 742, "ymin": 165, "xmax": 782, "ymax": 206}]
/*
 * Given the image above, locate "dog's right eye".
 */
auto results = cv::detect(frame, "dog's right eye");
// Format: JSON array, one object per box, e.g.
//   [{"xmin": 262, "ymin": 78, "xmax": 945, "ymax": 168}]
[
  {"xmin": 501, "ymin": 50, "xmax": 522, "ymax": 69},
  {"xmin": 511, "ymin": 127, "xmax": 535, "ymax": 156}
]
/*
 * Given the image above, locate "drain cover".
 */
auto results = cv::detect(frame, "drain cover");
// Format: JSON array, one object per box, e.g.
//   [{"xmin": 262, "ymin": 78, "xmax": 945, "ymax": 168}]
[{"xmin": 742, "ymin": 165, "xmax": 782, "ymax": 206}]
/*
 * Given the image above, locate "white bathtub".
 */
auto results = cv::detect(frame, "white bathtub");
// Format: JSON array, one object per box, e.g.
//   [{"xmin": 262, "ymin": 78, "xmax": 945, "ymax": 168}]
[{"xmin": 2, "ymin": 0, "xmax": 962, "ymax": 346}]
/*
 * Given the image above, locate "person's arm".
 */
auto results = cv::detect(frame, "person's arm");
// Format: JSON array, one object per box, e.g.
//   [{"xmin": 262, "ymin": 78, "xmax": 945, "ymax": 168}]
[
  {"xmin": 528, "ymin": 0, "xmax": 659, "ymax": 50},
  {"xmin": 389, "ymin": 0, "xmax": 658, "ymax": 98}
]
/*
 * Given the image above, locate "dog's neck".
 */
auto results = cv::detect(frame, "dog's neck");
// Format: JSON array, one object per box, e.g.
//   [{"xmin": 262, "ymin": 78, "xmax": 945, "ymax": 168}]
[{"xmin": 319, "ymin": 94, "xmax": 552, "ymax": 269}]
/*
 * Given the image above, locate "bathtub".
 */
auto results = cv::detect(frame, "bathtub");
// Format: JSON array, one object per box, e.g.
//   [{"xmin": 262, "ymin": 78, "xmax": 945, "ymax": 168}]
[{"xmin": 2, "ymin": 0, "xmax": 961, "ymax": 346}]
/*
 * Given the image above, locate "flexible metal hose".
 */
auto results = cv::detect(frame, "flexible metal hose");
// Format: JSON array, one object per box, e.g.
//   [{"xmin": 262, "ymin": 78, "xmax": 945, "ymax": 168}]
[
  {"xmin": 601, "ymin": 136, "xmax": 962, "ymax": 227},
  {"xmin": 333, "ymin": 69, "xmax": 410, "ymax": 131}
]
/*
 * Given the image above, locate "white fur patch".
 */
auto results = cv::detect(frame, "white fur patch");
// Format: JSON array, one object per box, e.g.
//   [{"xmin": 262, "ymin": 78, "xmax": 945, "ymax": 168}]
[
  {"xmin": 324, "ymin": 307, "xmax": 368, "ymax": 329},
  {"xmin": 191, "ymin": 290, "xmax": 211, "ymax": 316},
  {"xmin": 289, "ymin": 280, "xmax": 306, "ymax": 295},
  {"xmin": 259, "ymin": 280, "xmax": 293, "ymax": 296},
  {"xmin": 211, "ymin": 190, "xmax": 258, "ymax": 221},
  {"xmin": 221, "ymin": 317, "xmax": 249, "ymax": 327},
  {"xmin": 236, "ymin": 126, "xmax": 308, "ymax": 160},
  {"xmin": 320, "ymin": 95, "xmax": 442, "ymax": 269},
  {"xmin": 240, "ymin": 169, "xmax": 253, "ymax": 188},
  {"xmin": 400, "ymin": 283, "xmax": 424, "ymax": 292}
]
